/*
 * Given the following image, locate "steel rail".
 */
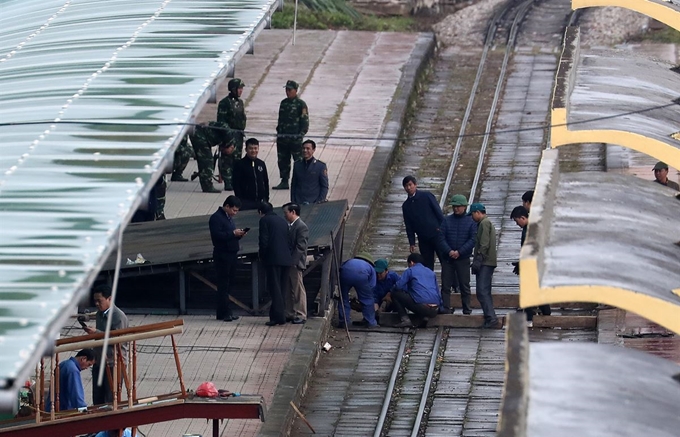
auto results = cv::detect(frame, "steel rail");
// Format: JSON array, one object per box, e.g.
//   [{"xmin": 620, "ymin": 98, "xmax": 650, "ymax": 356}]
[
  {"xmin": 439, "ymin": 0, "xmax": 519, "ymax": 209},
  {"xmin": 411, "ymin": 326, "xmax": 444, "ymax": 437},
  {"xmin": 468, "ymin": 0, "xmax": 535, "ymax": 204},
  {"xmin": 373, "ymin": 335, "xmax": 409, "ymax": 437}
]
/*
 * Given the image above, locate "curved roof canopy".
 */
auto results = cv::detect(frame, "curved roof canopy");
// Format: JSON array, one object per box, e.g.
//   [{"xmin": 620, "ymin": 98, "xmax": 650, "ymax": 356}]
[
  {"xmin": 498, "ymin": 314, "xmax": 680, "ymax": 437},
  {"xmin": 573, "ymin": 0, "xmax": 680, "ymax": 32},
  {"xmin": 551, "ymin": 27, "xmax": 680, "ymax": 169},
  {"xmin": 520, "ymin": 149, "xmax": 680, "ymax": 334},
  {"xmin": 0, "ymin": 0, "xmax": 278, "ymax": 405}
]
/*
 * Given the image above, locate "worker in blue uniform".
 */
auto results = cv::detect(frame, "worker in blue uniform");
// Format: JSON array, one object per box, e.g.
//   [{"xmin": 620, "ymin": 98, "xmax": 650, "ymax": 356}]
[
  {"xmin": 373, "ymin": 258, "xmax": 399, "ymax": 310},
  {"xmin": 45, "ymin": 349, "xmax": 96, "ymax": 412},
  {"xmin": 393, "ymin": 253, "xmax": 443, "ymax": 328},
  {"xmin": 339, "ymin": 253, "xmax": 377, "ymax": 329}
]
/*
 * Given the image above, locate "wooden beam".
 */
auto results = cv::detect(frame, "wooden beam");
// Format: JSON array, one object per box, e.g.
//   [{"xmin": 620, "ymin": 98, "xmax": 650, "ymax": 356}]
[
  {"xmin": 189, "ymin": 270, "xmax": 254, "ymax": 314},
  {"xmin": 57, "ymin": 320, "xmax": 184, "ymax": 346},
  {"xmin": 449, "ymin": 294, "xmax": 597, "ymax": 310},
  {"xmin": 532, "ymin": 315, "xmax": 597, "ymax": 329}
]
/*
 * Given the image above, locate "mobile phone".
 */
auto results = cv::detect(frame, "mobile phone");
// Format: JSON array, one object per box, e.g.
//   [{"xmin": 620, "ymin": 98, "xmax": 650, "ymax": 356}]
[
  {"xmin": 77, "ymin": 315, "xmax": 88, "ymax": 329},
  {"xmin": 242, "ymin": 227, "xmax": 251, "ymax": 233}
]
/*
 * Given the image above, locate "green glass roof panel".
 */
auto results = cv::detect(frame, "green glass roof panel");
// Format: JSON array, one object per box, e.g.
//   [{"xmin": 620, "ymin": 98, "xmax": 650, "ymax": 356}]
[{"xmin": 0, "ymin": 0, "xmax": 279, "ymax": 402}]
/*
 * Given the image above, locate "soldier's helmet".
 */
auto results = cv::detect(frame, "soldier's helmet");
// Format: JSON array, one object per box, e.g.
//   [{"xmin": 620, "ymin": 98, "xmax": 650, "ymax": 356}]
[{"xmin": 228, "ymin": 78, "xmax": 245, "ymax": 91}]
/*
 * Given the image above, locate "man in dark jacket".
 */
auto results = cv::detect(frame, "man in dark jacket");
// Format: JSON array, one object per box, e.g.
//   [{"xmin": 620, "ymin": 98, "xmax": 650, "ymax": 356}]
[
  {"xmin": 291, "ymin": 139, "xmax": 328, "ymax": 205},
  {"xmin": 401, "ymin": 175, "xmax": 445, "ymax": 271},
  {"xmin": 438, "ymin": 194, "xmax": 477, "ymax": 314},
  {"xmin": 510, "ymin": 205, "xmax": 550, "ymax": 327},
  {"xmin": 258, "ymin": 202, "xmax": 294, "ymax": 326},
  {"xmin": 233, "ymin": 138, "xmax": 269, "ymax": 210},
  {"xmin": 283, "ymin": 203, "xmax": 309, "ymax": 324},
  {"xmin": 209, "ymin": 196, "xmax": 246, "ymax": 322}
]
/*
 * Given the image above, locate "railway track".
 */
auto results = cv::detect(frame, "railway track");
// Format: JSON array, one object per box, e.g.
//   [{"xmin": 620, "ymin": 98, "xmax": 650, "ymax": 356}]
[{"xmin": 290, "ymin": 0, "xmax": 603, "ymax": 435}]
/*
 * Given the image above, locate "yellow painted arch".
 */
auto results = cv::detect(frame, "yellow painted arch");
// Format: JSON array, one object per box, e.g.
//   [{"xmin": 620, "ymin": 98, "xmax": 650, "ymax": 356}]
[
  {"xmin": 520, "ymin": 258, "xmax": 680, "ymax": 335},
  {"xmin": 551, "ymin": 107, "xmax": 680, "ymax": 169},
  {"xmin": 573, "ymin": 0, "xmax": 680, "ymax": 31}
]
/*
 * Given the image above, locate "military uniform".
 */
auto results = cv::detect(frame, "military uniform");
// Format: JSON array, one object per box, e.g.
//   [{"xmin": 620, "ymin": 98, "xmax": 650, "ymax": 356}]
[
  {"xmin": 171, "ymin": 136, "xmax": 194, "ymax": 181},
  {"xmin": 216, "ymin": 79, "xmax": 247, "ymax": 190},
  {"xmin": 189, "ymin": 126, "xmax": 221, "ymax": 193},
  {"xmin": 275, "ymin": 81, "xmax": 309, "ymax": 187}
]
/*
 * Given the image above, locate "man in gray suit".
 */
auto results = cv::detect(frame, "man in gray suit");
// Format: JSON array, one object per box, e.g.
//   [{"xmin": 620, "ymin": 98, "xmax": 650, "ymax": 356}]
[{"xmin": 283, "ymin": 203, "xmax": 309, "ymax": 324}]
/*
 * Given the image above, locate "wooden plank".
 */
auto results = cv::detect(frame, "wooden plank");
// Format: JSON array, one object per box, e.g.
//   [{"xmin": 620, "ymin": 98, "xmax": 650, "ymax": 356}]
[
  {"xmin": 532, "ymin": 315, "xmax": 597, "ymax": 329},
  {"xmin": 449, "ymin": 294, "xmax": 598, "ymax": 310},
  {"xmin": 377, "ymin": 313, "xmax": 505, "ymax": 328}
]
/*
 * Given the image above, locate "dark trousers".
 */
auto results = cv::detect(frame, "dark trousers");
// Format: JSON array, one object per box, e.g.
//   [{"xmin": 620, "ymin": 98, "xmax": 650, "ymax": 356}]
[
  {"xmin": 441, "ymin": 257, "xmax": 472, "ymax": 313},
  {"xmin": 525, "ymin": 305, "xmax": 551, "ymax": 321},
  {"xmin": 418, "ymin": 235, "xmax": 441, "ymax": 271},
  {"xmin": 475, "ymin": 265, "xmax": 497, "ymax": 324},
  {"xmin": 276, "ymin": 138, "xmax": 303, "ymax": 180},
  {"xmin": 391, "ymin": 290, "xmax": 439, "ymax": 320},
  {"xmin": 215, "ymin": 251, "xmax": 238, "ymax": 320},
  {"xmin": 92, "ymin": 365, "xmax": 113, "ymax": 405},
  {"xmin": 266, "ymin": 264, "xmax": 287, "ymax": 323}
]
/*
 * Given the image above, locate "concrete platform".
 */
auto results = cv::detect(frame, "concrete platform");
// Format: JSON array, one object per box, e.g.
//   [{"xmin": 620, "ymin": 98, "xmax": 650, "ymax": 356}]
[{"xmin": 165, "ymin": 29, "xmax": 431, "ymax": 219}]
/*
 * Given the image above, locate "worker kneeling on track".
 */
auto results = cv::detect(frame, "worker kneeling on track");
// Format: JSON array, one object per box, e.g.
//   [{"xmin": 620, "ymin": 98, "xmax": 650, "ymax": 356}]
[
  {"xmin": 350, "ymin": 258, "xmax": 399, "ymax": 326},
  {"xmin": 339, "ymin": 253, "xmax": 378, "ymax": 329},
  {"xmin": 393, "ymin": 253, "xmax": 443, "ymax": 328}
]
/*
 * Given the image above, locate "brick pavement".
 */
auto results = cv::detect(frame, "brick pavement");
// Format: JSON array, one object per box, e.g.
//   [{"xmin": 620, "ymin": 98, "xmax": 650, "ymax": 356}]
[{"xmin": 57, "ymin": 315, "xmax": 302, "ymax": 436}]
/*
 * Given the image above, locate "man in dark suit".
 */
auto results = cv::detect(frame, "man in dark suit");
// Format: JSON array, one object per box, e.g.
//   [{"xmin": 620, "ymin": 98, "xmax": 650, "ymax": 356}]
[
  {"xmin": 233, "ymin": 138, "xmax": 270, "ymax": 210},
  {"xmin": 209, "ymin": 196, "xmax": 246, "ymax": 322},
  {"xmin": 282, "ymin": 203, "xmax": 309, "ymax": 324},
  {"xmin": 401, "ymin": 175, "xmax": 445, "ymax": 271},
  {"xmin": 258, "ymin": 202, "xmax": 293, "ymax": 326},
  {"xmin": 291, "ymin": 139, "xmax": 329, "ymax": 205}
]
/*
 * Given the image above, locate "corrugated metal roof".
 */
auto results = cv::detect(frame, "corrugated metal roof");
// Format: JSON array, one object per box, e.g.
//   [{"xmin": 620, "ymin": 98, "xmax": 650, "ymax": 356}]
[{"xmin": 0, "ymin": 0, "xmax": 279, "ymax": 404}]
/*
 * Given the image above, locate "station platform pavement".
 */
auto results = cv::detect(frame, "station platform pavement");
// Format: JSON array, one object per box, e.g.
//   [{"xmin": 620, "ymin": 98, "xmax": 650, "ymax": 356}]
[{"xmin": 76, "ymin": 29, "xmax": 434, "ymax": 436}]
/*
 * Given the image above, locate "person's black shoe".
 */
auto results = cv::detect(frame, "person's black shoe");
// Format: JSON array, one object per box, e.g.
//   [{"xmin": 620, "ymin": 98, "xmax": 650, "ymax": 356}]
[
  {"xmin": 272, "ymin": 180, "xmax": 289, "ymax": 190},
  {"xmin": 286, "ymin": 317, "xmax": 295, "ymax": 323},
  {"xmin": 171, "ymin": 173, "xmax": 188, "ymax": 182},
  {"xmin": 190, "ymin": 172, "xmax": 199, "ymax": 181},
  {"xmin": 292, "ymin": 317, "xmax": 306, "ymax": 325},
  {"xmin": 463, "ymin": 310, "xmax": 472, "ymax": 315},
  {"xmin": 265, "ymin": 320, "xmax": 286, "ymax": 326},
  {"xmin": 202, "ymin": 185, "xmax": 221, "ymax": 193},
  {"xmin": 395, "ymin": 317, "xmax": 413, "ymax": 328},
  {"xmin": 223, "ymin": 315, "xmax": 239, "ymax": 322},
  {"xmin": 482, "ymin": 319, "xmax": 502, "ymax": 329}
]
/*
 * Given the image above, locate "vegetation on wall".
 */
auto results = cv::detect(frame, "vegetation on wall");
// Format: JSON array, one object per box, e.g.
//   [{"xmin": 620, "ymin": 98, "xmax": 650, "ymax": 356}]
[{"xmin": 272, "ymin": 3, "xmax": 415, "ymax": 31}]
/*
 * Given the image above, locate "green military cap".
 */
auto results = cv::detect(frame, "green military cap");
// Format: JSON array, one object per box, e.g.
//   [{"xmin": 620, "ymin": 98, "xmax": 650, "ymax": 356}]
[
  {"xmin": 468, "ymin": 203, "xmax": 486, "ymax": 215},
  {"xmin": 374, "ymin": 258, "xmax": 389, "ymax": 273},
  {"xmin": 355, "ymin": 252, "xmax": 375, "ymax": 266},
  {"xmin": 284, "ymin": 80, "xmax": 299, "ymax": 90},
  {"xmin": 228, "ymin": 78, "xmax": 245, "ymax": 90},
  {"xmin": 653, "ymin": 161, "xmax": 669, "ymax": 171},
  {"xmin": 449, "ymin": 194, "xmax": 468, "ymax": 206}
]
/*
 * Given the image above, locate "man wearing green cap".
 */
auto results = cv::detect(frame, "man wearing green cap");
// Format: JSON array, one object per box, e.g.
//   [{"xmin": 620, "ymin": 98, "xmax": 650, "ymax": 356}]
[
  {"xmin": 339, "ymin": 253, "xmax": 378, "ymax": 328},
  {"xmin": 273, "ymin": 80, "xmax": 309, "ymax": 190},
  {"xmin": 470, "ymin": 203, "xmax": 500, "ymax": 329},
  {"xmin": 438, "ymin": 194, "xmax": 477, "ymax": 314},
  {"xmin": 215, "ymin": 78, "xmax": 247, "ymax": 191},
  {"xmin": 652, "ymin": 161, "xmax": 679, "ymax": 191}
]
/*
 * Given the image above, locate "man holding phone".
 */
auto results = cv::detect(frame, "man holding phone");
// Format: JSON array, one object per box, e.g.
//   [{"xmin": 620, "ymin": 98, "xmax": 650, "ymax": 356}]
[{"xmin": 209, "ymin": 195, "xmax": 247, "ymax": 321}]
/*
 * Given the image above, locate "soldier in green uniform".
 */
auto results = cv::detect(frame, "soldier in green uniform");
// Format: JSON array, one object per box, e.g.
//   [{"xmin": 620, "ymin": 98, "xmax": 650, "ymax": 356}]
[
  {"xmin": 190, "ymin": 126, "xmax": 221, "ymax": 193},
  {"xmin": 215, "ymin": 78, "xmax": 247, "ymax": 191},
  {"xmin": 273, "ymin": 80, "xmax": 309, "ymax": 190},
  {"xmin": 171, "ymin": 135, "xmax": 194, "ymax": 182}
]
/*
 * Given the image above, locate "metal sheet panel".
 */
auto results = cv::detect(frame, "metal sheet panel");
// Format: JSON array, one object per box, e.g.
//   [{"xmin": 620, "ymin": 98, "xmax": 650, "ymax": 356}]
[{"xmin": 0, "ymin": 0, "xmax": 279, "ymax": 404}]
